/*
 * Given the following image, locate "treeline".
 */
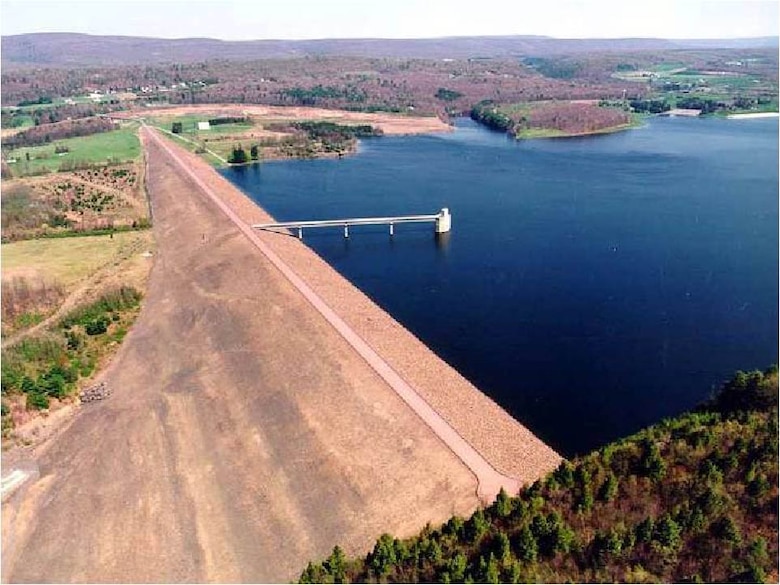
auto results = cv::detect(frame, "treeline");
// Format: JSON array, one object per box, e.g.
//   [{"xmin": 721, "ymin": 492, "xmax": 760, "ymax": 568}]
[
  {"xmin": 436, "ymin": 88, "xmax": 464, "ymax": 102},
  {"xmin": 300, "ymin": 367, "xmax": 779, "ymax": 584},
  {"xmin": 16, "ymin": 96, "xmax": 53, "ymax": 107},
  {"xmin": 1, "ymin": 102, "xmax": 125, "ymax": 128},
  {"xmin": 2, "ymin": 117, "xmax": 117, "ymax": 148},
  {"xmin": 629, "ymin": 99, "xmax": 671, "ymax": 114},
  {"xmin": 208, "ymin": 116, "xmax": 248, "ymax": 126},
  {"xmin": 523, "ymin": 57, "xmax": 583, "ymax": 80},
  {"xmin": 279, "ymin": 84, "xmax": 368, "ymax": 106},
  {"xmin": 628, "ymin": 95, "xmax": 774, "ymax": 115},
  {"xmin": 292, "ymin": 121, "xmax": 382, "ymax": 139},
  {"xmin": 470, "ymin": 103, "xmax": 513, "ymax": 132},
  {"xmin": 675, "ymin": 97, "xmax": 726, "ymax": 114}
]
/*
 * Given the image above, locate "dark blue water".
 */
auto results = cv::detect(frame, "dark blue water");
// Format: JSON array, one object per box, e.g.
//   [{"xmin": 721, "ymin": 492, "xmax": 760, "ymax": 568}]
[{"xmin": 222, "ymin": 117, "xmax": 778, "ymax": 457}]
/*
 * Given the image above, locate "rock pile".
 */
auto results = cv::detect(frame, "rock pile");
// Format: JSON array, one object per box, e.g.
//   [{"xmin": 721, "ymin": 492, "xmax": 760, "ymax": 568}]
[{"xmin": 79, "ymin": 382, "xmax": 112, "ymax": 403}]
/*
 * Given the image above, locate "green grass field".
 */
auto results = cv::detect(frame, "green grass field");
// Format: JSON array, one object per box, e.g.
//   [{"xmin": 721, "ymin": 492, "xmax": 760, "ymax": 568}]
[
  {"xmin": 4, "ymin": 124, "xmax": 141, "ymax": 176},
  {"xmin": 652, "ymin": 62, "xmax": 687, "ymax": 72},
  {"xmin": 150, "ymin": 114, "xmax": 254, "ymax": 136}
]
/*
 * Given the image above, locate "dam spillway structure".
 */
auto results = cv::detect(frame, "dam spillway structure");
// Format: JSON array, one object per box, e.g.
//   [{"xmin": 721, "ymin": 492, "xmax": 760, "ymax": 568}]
[{"xmin": 252, "ymin": 207, "xmax": 452, "ymax": 239}]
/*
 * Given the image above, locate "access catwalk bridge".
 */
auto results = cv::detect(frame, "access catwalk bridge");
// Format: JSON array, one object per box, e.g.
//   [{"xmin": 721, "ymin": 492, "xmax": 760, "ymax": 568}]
[{"xmin": 252, "ymin": 208, "xmax": 451, "ymax": 239}]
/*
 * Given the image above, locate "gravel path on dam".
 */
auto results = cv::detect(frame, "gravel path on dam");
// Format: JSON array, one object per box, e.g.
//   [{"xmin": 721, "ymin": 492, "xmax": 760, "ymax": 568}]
[{"xmin": 1, "ymin": 128, "xmax": 560, "ymax": 583}]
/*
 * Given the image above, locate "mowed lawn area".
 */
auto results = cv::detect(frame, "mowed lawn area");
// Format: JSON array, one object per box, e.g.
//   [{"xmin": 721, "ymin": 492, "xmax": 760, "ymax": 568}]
[
  {"xmin": 150, "ymin": 114, "xmax": 254, "ymax": 136},
  {"xmin": 5, "ymin": 124, "xmax": 141, "ymax": 176}
]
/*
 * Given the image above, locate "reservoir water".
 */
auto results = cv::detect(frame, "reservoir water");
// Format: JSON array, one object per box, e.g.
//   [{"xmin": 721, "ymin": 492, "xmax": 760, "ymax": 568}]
[{"xmin": 222, "ymin": 117, "xmax": 778, "ymax": 457}]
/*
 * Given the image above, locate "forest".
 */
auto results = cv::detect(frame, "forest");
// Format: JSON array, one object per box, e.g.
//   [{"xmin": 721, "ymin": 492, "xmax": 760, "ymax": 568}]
[
  {"xmin": 300, "ymin": 367, "xmax": 778, "ymax": 583},
  {"xmin": 2, "ymin": 47, "xmax": 773, "ymax": 112}
]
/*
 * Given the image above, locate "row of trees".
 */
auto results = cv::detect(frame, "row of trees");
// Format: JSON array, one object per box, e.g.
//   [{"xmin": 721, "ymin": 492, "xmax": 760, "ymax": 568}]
[
  {"xmin": 2, "ymin": 117, "xmax": 117, "ymax": 148},
  {"xmin": 471, "ymin": 101, "xmax": 630, "ymax": 136},
  {"xmin": 470, "ymin": 102, "xmax": 513, "ymax": 132},
  {"xmin": 228, "ymin": 144, "xmax": 260, "ymax": 164}
]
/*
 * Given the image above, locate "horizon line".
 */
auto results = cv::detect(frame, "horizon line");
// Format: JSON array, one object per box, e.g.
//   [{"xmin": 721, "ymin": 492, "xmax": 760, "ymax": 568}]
[{"xmin": 3, "ymin": 31, "xmax": 779, "ymax": 43}]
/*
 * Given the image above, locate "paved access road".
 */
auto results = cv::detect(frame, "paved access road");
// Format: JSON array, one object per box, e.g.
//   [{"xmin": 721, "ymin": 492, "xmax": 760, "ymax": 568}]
[{"xmin": 1, "ymin": 133, "xmax": 480, "ymax": 583}]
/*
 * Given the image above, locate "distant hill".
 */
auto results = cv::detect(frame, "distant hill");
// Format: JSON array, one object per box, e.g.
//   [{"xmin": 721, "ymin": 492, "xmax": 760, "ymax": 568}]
[{"xmin": 2, "ymin": 33, "xmax": 778, "ymax": 67}]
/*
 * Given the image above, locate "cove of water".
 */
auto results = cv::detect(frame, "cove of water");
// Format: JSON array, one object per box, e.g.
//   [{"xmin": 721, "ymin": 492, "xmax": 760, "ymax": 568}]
[{"xmin": 222, "ymin": 117, "xmax": 778, "ymax": 457}]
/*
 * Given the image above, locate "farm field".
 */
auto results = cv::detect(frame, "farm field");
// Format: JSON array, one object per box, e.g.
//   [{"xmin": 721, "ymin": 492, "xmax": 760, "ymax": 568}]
[{"xmin": 4, "ymin": 124, "xmax": 141, "ymax": 176}]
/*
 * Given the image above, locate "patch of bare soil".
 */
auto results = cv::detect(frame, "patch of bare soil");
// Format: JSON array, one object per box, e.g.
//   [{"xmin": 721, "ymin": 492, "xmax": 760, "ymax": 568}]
[{"xmin": 120, "ymin": 103, "xmax": 453, "ymax": 135}]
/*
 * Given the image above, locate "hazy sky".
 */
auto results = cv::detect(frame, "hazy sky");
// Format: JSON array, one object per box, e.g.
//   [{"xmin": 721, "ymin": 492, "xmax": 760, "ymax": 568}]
[{"xmin": 1, "ymin": 0, "xmax": 777, "ymax": 40}]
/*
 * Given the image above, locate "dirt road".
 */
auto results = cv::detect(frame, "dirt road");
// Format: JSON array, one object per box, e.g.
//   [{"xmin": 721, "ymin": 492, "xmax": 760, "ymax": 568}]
[{"xmin": 1, "ymin": 129, "xmax": 559, "ymax": 583}]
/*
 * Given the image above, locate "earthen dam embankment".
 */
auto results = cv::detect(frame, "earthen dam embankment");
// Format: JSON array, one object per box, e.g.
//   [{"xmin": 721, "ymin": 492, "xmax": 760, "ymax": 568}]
[{"xmin": 1, "ymin": 126, "xmax": 560, "ymax": 583}]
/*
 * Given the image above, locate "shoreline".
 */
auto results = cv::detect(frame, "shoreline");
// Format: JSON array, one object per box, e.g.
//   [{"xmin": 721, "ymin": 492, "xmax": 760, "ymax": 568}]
[
  {"xmin": 726, "ymin": 112, "xmax": 779, "ymax": 119},
  {"xmin": 514, "ymin": 120, "xmax": 641, "ymax": 140}
]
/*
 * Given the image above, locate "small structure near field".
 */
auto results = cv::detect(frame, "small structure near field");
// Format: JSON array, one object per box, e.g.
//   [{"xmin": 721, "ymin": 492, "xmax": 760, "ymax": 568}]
[{"xmin": 197, "ymin": 121, "xmax": 211, "ymax": 131}]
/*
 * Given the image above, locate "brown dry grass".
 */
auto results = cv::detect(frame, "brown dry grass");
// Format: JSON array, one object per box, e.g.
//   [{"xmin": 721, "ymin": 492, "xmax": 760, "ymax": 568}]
[
  {"xmin": 1, "ymin": 162, "xmax": 147, "ymax": 241},
  {"xmin": 1, "ymin": 276, "xmax": 66, "ymax": 332},
  {"xmin": 1, "ymin": 231, "xmax": 155, "ymax": 340}
]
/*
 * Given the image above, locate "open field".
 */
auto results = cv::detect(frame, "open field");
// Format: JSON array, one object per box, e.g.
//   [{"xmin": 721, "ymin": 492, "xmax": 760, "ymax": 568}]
[
  {"xmin": 1, "ymin": 230, "xmax": 154, "ymax": 339},
  {"xmin": 3, "ymin": 124, "xmax": 141, "ymax": 176},
  {"xmin": 2, "ymin": 231, "xmax": 153, "ymax": 291}
]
